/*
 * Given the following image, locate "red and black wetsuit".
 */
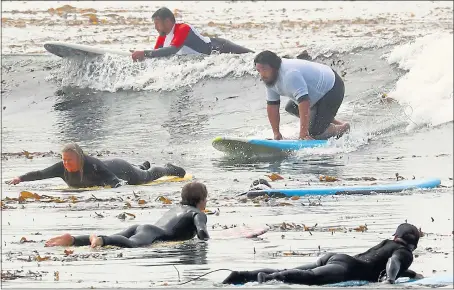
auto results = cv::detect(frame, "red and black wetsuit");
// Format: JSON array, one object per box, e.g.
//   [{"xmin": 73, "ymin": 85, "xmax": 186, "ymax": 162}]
[{"xmin": 144, "ymin": 23, "xmax": 253, "ymax": 58}]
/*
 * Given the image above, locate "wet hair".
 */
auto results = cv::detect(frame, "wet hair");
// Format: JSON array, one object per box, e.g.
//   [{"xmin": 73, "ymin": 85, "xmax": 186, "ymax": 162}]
[
  {"xmin": 181, "ymin": 182, "xmax": 208, "ymax": 207},
  {"xmin": 296, "ymin": 50, "xmax": 313, "ymax": 61},
  {"xmin": 254, "ymin": 50, "xmax": 282, "ymax": 71},
  {"xmin": 61, "ymin": 143, "xmax": 85, "ymax": 182},
  {"xmin": 152, "ymin": 7, "xmax": 176, "ymax": 23},
  {"xmin": 393, "ymin": 223, "xmax": 420, "ymax": 250},
  {"xmin": 251, "ymin": 178, "xmax": 271, "ymax": 188}
]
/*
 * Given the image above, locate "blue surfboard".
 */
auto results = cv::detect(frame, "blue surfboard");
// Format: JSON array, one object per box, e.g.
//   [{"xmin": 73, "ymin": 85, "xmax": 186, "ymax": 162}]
[
  {"xmin": 232, "ymin": 273, "xmax": 453, "ymax": 287},
  {"xmin": 246, "ymin": 178, "xmax": 441, "ymax": 198},
  {"xmin": 329, "ymin": 273, "xmax": 453, "ymax": 287},
  {"xmin": 212, "ymin": 136, "xmax": 328, "ymax": 157}
]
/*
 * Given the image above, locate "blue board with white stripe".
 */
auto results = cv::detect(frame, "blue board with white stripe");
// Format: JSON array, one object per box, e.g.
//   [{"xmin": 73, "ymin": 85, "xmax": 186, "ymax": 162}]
[
  {"xmin": 212, "ymin": 136, "xmax": 328, "ymax": 157},
  {"xmin": 246, "ymin": 178, "xmax": 441, "ymax": 198}
]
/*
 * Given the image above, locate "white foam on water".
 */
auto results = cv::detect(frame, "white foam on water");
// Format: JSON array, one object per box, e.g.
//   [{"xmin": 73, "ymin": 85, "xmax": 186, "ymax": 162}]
[
  {"xmin": 387, "ymin": 33, "xmax": 454, "ymax": 129},
  {"xmin": 48, "ymin": 52, "xmax": 257, "ymax": 92},
  {"xmin": 2, "ymin": 1, "xmax": 452, "ymax": 55}
]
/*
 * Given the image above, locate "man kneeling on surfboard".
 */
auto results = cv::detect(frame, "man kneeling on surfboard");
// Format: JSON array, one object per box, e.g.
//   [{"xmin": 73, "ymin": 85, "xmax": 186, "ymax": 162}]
[
  {"xmin": 223, "ymin": 223, "xmax": 423, "ymax": 285},
  {"xmin": 45, "ymin": 182, "xmax": 210, "ymax": 248},
  {"xmin": 131, "ymin": 7, "xmax": 253, "ymax": 61},
  {"xmin": 6, "ymin": 143, "xmax": 186, "ymax": 188},
  {"xmin": 254, "ymin": 50, "xmax": 350, "ymax": 140}
]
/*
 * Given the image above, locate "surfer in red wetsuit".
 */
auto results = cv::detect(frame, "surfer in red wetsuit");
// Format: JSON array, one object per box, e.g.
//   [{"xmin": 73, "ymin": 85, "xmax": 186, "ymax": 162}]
[{"xmin": 131, "ymin": 7, "xmax": 253, "ymax": 61}]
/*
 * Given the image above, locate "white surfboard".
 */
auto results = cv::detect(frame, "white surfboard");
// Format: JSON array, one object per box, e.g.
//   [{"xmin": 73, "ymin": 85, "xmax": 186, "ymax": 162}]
[{"xmin": 44, "ymin": 41, "xmax": 131, "ymax": 58}]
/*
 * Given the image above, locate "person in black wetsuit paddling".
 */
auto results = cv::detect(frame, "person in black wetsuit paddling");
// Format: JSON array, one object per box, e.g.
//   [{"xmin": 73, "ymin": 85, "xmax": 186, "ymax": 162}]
[
  {"xmin": 6, "ymin": 143, "xmax": 186, "ymax": 188},
  {"xmin": 45, "ymin": 182, "xmax": 209, "ymax": 248},
  {"xmin": 223, "ymin": 223, "xmax": 423, "ymax": 285}
]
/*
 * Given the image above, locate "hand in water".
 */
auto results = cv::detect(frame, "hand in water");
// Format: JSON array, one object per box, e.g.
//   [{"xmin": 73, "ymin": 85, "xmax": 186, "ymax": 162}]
[
  {"xmin": 131, "ymin": 51, "xmax": 145, "ymax": 62},
  {"xmin": 6, "ymin": 177, "xmax": 21, "ymax": 185},
  {"xmin": 45, "ymin": 233, "xmax": 74, "ymax": 247}
]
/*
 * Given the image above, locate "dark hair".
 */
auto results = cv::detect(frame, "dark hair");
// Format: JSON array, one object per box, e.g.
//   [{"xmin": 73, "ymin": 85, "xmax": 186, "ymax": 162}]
[
  {"xmin": 254, "ymin": 50, "xmax": 282, "ymax": 70},
  {"xmin": 251, "ymin": 178, "xmax": 271, "ymax": 188},
  {"xmin": 152, "ymin": 7, "xmax": 176, "ymax": 23},
  {"xmin": 181, "ymin": 182, "xmax": 208, "ymax": 207}
]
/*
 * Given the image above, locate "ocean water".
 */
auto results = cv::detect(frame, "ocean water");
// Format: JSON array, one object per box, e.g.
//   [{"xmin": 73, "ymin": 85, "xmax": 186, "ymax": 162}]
[{"xmin": 1, "ymin": 1, "xmax": 453, "ymax": 288}]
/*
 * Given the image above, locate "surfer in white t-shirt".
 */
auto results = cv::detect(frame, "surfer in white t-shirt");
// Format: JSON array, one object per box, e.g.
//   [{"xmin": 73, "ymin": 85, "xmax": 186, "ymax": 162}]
[{"xmin": 254, "ymin": 50, "xmax": 350, "ymax": 140}]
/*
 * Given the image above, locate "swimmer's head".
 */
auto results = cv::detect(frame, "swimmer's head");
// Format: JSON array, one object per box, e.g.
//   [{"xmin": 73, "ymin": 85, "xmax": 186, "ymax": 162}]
[
  {"xmin": 61, "ymin": 143, "xmax": 85, "ymax": 173},
  {"xmin": 61, "ymin": 143, "xmax": 85, "ymax": 182},
  {"xmin": 254, "ymin": 50, "xmax": 282, "ymax": 86},
  {"xmin": 393, "ymin": 223, "xmax": 420, "ymax": 251},
  {"xmin": 181, "ymin": 182, "xmax": 208, "ymax": 210},
  {"xmin": 152, "ymin": 7, "xmax": 176, "ymax": 36},
  {"xmin": 251, "ymin": 178, "xmax": 272, "ymax": 189}
]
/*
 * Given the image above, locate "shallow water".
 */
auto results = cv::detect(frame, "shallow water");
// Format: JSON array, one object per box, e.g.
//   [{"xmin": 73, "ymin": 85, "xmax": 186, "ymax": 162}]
[{"xmin": 1, "ymin": 1, "xmax": 453, "ymax": 288}]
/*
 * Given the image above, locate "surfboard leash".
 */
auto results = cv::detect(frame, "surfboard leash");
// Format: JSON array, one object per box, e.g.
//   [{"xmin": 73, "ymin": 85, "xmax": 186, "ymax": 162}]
[{"xmin": 177, "ymin": 268, "xmax": 234, "ymax": 285}]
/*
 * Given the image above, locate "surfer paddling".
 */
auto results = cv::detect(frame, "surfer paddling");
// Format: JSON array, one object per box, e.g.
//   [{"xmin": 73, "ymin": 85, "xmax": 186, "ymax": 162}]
[
  {"xmin": 131, "ymin": 7, "xmax": 253, "ymax": 61},
  {"xmin": 6, "ymin": 143, "xmax": 186, "ymax": 188},
  {"xmin": 254, "ymin": 50, "xmax": 350, "ymax": 140},
  {"xmin": 45, "ymin": 182, "xmax": 210, "ymax": 248},
  {"xmin": 223, "ymin": 223, "xmax": 423, "ymax": 285}
]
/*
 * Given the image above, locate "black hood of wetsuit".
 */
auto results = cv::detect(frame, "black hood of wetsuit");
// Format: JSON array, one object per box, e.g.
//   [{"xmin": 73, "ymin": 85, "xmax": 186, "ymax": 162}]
[
  {"xmin": 251, "ymin": 178, "xmax": 271, "ymax": 188},
  {"xmin": 393, "ymin": 223, "xmax": 420, "ymax": 250}
]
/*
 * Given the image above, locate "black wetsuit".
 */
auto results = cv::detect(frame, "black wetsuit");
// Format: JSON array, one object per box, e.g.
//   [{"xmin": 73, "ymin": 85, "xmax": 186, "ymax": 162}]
[
  {"xmin": 71, "ymin": 205, "xmax": 209, "ymax": 248},
  {"xmin": 223, "ymin": 239, "xmax": 417, "ymax": 285},
  {"xmin": 209, "ymin": 37, "xmax": 253, "ymax": 54},
  {"xmin": 19, "ymin": 155, "xmax": 185, "ymax": 188}
]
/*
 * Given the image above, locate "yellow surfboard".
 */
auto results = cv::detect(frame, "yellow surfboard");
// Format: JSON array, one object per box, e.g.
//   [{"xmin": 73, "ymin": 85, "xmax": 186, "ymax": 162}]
[
  {"xmin": 49, "ymin": 174, "xmax": 193, "ymax": 192},
  {"xmin": 142, "ymin": 174, "xmax": 193, "ymax": 186}
]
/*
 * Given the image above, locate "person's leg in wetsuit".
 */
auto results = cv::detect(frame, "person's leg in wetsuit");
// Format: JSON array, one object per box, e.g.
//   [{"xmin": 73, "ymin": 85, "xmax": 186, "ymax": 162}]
[
  {"xmin": 257, "ymin": 253, "xmax": 358, "ymax": 285},
  {"xmin": 88, "ymin": 224, "xmax": 168, "ymax": 248},
  {"xmin": 102, "ymin": 158, "xmax": 186, "ymax": 185},
  {"xmin": 222, "ymin": 252, "xmax": 337, "ymax": 284},
  {"xmin": 210, "ymin": 37, "xmax": 254, "ymax": 54}
]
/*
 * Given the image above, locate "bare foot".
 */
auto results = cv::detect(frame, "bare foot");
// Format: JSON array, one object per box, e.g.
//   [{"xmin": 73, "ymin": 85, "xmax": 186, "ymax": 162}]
[
  {"xmin": 45, "ymin": 233, "xmax": 74, "ymax": 247},
  {"xmin": 89, "ymin": 234, "xmax": 103, "ymax": 248},
  {"xmin": 335, "ymin": 122, "xmax": 351, "ymax": 138}
]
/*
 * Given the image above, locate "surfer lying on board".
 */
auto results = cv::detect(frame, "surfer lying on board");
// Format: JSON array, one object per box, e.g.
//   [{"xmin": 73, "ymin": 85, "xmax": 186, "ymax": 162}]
[
  {"xmin": 6, "ymin": 143, "xmax": 186, "ymax": 188},
  {"xmin": 45, "ymin": 182, "xmax": 209, "ymax": 248},
  {"xmin": 254, "ymin": 50, "xmax": 350, "ymax": 141},
  {"xmin": 223, "ymin": 223, "xmax": 423, "ymax": 285},
  {"xmin": 131, "ymin": 7, "xmax": 253, "ymax": 61}
]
